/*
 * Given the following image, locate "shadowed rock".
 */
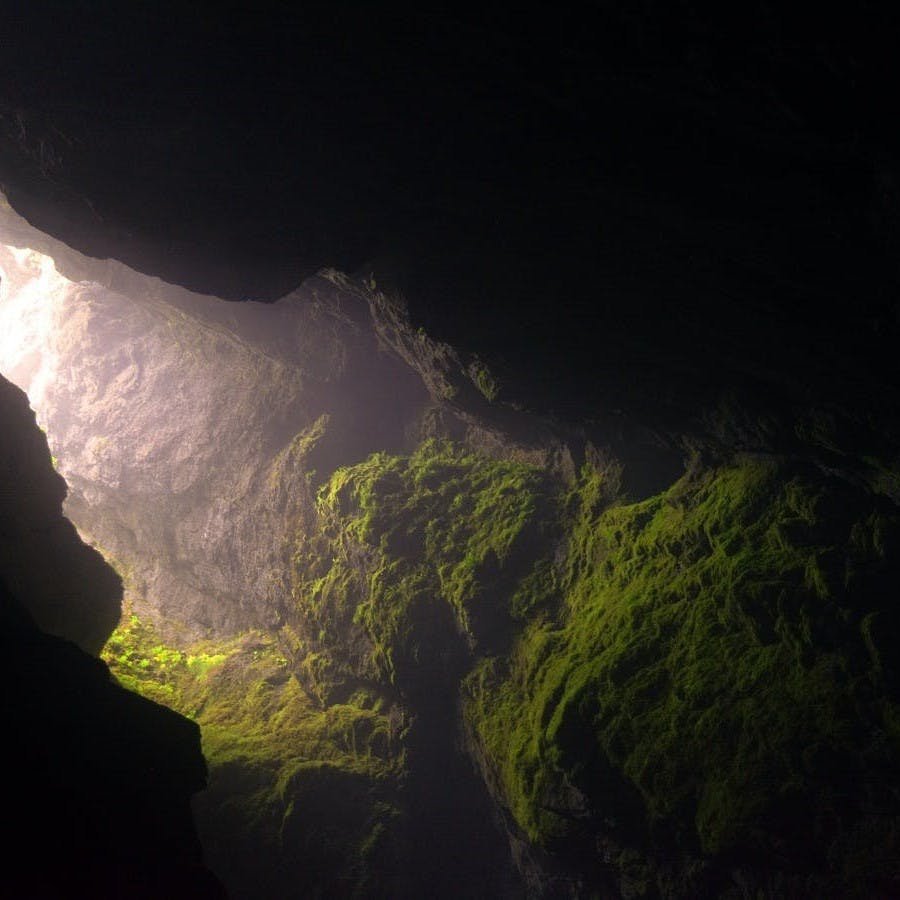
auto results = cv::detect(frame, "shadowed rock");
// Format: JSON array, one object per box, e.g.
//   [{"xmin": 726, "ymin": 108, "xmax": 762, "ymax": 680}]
[{"xmin": 0, "ymin": 373, "xmax": 227, "ymax": 899}]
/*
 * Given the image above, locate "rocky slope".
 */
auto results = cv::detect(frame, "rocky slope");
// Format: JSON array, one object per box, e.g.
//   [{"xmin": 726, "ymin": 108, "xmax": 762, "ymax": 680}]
[{"xmin": 3, "ymin": 190, "xmax": 900, "ymax": 897}]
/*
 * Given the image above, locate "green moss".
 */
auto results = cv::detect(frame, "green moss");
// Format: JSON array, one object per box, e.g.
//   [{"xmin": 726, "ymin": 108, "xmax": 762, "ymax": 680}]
[
  {"xmin": 102, "ymin": 611, "xmax": 217, "ymax": 707},
  {"xmin": 102, "ymin": 610, "xmax": 407, "ymax": 895},
  {"xmin": 102, "ymin": 437, "xmax": 900, "ymax": 895},
  {"xmin": 467, "ymin": 357, "xmax": 500, "ymax": 402},
  {"xmin": 463, "ymin": 458, "xmax": 900, "ymax": 869},
  {"xmin": 292, "ymin": 439, "xmax": 556, "ymax": 686}
]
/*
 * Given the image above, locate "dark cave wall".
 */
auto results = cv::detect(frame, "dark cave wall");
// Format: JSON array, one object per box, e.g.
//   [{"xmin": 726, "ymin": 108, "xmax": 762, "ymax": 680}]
[
  {"xmin": 0, "ymin": 374, "xmax": 119, "ymax": 654},
  {"xmin": 2, "ymin": 4, "xmax": 898, "ymax": 428},
  {"xmin": 0, "ymin": 372, "xmax": 226, "ymax": 899}
]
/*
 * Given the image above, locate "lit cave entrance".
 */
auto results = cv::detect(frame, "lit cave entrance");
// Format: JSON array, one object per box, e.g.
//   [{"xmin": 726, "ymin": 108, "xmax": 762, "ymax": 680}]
[{"xmin": 0, "ymin": 218, "xmax": 519, "ymax": 899}]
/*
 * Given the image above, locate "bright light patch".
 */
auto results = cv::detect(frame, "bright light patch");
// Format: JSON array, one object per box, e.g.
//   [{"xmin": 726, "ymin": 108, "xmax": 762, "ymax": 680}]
[{"xmin": 0, "ymin": 243, "xmax": 71, "ymax": 426}]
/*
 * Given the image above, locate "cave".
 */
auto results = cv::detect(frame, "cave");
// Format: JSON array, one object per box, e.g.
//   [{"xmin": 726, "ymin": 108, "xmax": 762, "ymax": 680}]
[
  {"xmin": 0, "ymin": 201, "xmax": 540, "ymax": 898},
  {"xmin": 2, "ymin": 5, "xmax": 900, "ymax": 900}
]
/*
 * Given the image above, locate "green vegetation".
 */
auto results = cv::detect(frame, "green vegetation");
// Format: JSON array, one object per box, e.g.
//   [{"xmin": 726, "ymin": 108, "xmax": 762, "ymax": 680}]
[
  {"xmin": 463, "ymin": 458, "xmax": 900, "ymax": 880},
  {"xmin": 103, "ymin": 436, "xmax": 900, "ymax": 897},
  {"xmin": 287, "ymin": 439, "xmax": 900, "ymax": 892},
  {"xmin": 103, "ymin": 612, "xmax": 227, "ymax": 710},
  {"xmin": 467, "ymin": 357, "xmax": 500, "ymax": 402},
  {"xmin": 291, "ymin": 439, "xmax": 556, "ymax": 688},
  {"xmin": 102, "ymin": 610, "xmax": 407, "ymax": 897}
]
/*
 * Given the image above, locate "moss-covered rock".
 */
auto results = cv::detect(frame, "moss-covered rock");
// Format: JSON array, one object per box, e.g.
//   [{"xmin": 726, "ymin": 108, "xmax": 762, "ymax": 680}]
[
  {"xmin": 100, "ymin": 431, "xmax": 900, "ymax": 898},
  {"xmin": 9, "ymin": 206, "xmax": 899, "ymax": 895},
  {"xmin": 291, "ymin": 439, "xmax": 557, "ymax": 693},
  {"xmin": 103, "ymin": 611, "xmax": 409, "ymax": 899},
  {"xmin": 464, "ymin": 457, "xmax": 900, "ymax": 897}
]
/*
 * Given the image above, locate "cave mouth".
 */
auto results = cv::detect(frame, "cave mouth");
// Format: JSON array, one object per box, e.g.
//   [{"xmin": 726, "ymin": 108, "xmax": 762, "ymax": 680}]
[
  {"xmin": 0, "ymin": 243, "xmax": 70, "ymax": 431},
  {"xmin": 0, "ymin": 231, "xmax": 524, "ymax": 900},
  {"xmin": 0, "ymin": 233, "xmax": 283, "ymax": 648},
  {"xmin": 0, "ymin": 224, "xmax": 435, "ymax": 648}
]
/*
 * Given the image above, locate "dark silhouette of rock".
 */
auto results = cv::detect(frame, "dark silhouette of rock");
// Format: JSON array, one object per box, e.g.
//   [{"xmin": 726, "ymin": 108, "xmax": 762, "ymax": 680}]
[
  {"xmin": 0, "ymin": 4, "xmax": 897, "ymax": 425},
  {"xmin": 0, "ymin": 374, "xmax": 227, "ymax": 899},
  {"xmin": 0, "ymin": 375, "xmax": 120, "ymax": 654}
]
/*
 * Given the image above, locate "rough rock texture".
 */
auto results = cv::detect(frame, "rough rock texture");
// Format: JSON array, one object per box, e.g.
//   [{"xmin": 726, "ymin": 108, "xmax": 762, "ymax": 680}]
[
  {"xmin": 2, "ymin": 194, "xmax": 584, "ymax": 645},
  {"xmin": 0, "ymin": 374, "xmax": 226, "ymax": 899},
  {"xmin": 1, "ymin": 202, "xmax": 574, "ymax": 896},
  {"xmin": 288, "ymin": 439, "xmax": 900, "ymax": 899},
  {"xmin": 2, "ymin": 10, "xmax": 900, "ymax": 892},
  {"xmin": 3, "ymin": 204, "xmax": 899, "ymax": 896}
]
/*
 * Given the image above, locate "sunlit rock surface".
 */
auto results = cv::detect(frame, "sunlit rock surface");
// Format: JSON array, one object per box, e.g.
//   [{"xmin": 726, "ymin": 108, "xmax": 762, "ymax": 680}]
[{"xmin": 0, "ymin": 253, "xmax": 542, "ymax": 643}]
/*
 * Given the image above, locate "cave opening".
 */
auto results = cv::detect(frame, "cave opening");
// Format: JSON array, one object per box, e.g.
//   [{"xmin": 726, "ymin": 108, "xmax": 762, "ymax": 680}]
[
  {"xmin": 0, "ymin": 234, "xmax": 398, "ymax": 896},
  {"xmin": 0, "ymin": 218, "xmax": 520, "ymax": 899},
  {"xmin": 0, "ymin": 244, "xmax": 67, "ymax": 431}
]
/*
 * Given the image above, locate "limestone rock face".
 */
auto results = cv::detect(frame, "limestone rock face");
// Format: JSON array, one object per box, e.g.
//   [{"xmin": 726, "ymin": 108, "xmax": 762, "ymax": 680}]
[
  {"xmin": 1, "ymin": 214, "xmax": 538, "ymax": 643},
  {"xmin": 8, "ymin": 273, "xmax": 430, "ymax": 639},
  {"xmin": 1, "ymin": 11, "xmax": 898, "ymax": 896},
  {"xmin": 4, "ymin": 198, "xmax": 900, "ymax": 898},
  {"xmin": 2, "ymin": 191, "xmax": 575, "ymax": 646}
]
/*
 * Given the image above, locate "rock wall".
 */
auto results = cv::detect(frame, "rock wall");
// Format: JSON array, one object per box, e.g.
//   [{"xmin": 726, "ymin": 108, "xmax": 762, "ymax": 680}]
[
  {"xmin": 0, "ymin": 257, "xmax": 433, "ymax": 639},
  {"xmin": 2, "ymin": 198, "xmax": 568, "ymax": 645},
  {"xmin": 0, "ymin": 374, "xmax": 119, "ymax": 653},
  {"xmin": 4, "ymin": 196, "xmax": 900, "ymax": 897},
  {"xmin": 0, "ymin": 373, "xmax": 226, "ymax": 898}
]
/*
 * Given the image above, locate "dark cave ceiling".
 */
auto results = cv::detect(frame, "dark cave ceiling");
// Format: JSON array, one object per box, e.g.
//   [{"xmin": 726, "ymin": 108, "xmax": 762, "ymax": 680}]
[{"xmin": 1, "ymin": 2, "xmax": 898, "ymax": 418}]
